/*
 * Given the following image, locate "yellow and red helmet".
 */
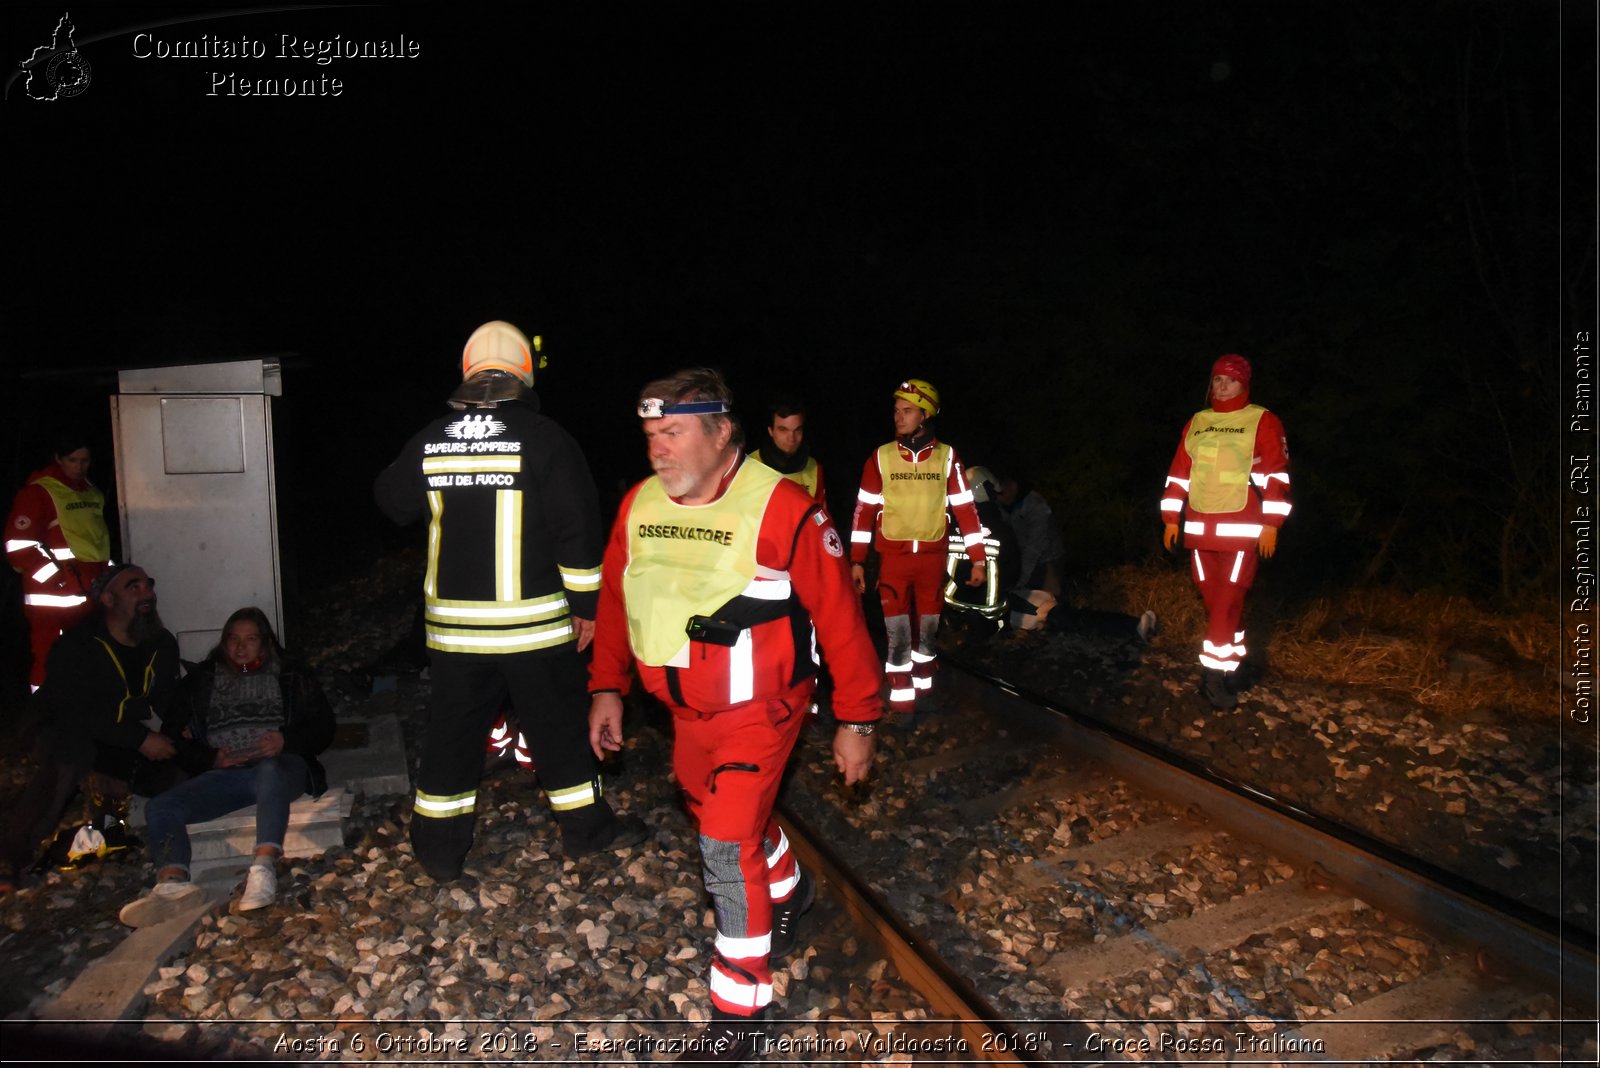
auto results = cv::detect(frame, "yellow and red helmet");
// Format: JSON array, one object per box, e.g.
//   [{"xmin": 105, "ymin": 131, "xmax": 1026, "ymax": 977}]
[
  {"xmin": 462, "ymin": 321, "xmax": 547, "ymax": 386},
  {"xmin": 893, "ymin": 377, "xmax": 940, "ymax": 417}
]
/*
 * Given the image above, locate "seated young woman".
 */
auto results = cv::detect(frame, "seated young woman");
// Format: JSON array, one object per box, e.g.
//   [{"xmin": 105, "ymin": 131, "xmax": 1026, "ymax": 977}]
[{"xmin": 118, "ymin": 607, "xmax": 334, "ymax": 927}]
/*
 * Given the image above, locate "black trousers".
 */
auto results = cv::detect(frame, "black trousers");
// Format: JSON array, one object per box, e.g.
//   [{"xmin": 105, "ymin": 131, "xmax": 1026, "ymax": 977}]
[{"xmin": 411, "ymin": 646, "xmax": 609, "ymax": 879}]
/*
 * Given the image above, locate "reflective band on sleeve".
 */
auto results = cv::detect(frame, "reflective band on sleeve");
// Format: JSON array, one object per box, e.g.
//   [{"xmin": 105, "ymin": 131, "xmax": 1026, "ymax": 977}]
[
  {"xmin": 53, "ymin": 548, "xmax": 76, "ymax": 560},
  {"xmin": 1215, "ymin": 523, "xmax": 1264, "ymax": 538},
  {"xmin": 961, "ymin": 531, "xmax": 984, "ymax": 549},
  {"xmin": 1159, "ymin": 497, "xmax": 1184, "ymax": 514},
  {"xmin": 24, "ymin": 593, "xmax": 86, "ymax": 608},
  {"xmin": 850, "ymin": 530, "xmax": 872, "ymax": 544},
  {"xmin": 558, "ymin": 564, "xmax": 602, "ymax": 591},
  {"xmin": 1261, "ymin": 501, "xmax": 1292, "ymax": 516},
  {"xmin": 709, "ymin": 964, "xmax": 774, "ymax": 1009},
  {"xmin": 1165, "ymin": 476, "xmax": 1191, "ymax": 492},
  {"xmin": 947, "ymin": 489, "xmax": 974, "ymax": 507},
  {"xmin": 31, "ymin": 562, "xmax": 59, "ymax": 583},
  {"xmin": 6, "ymin": 539, "xmax": 42, "ymax": 553},
  {"xmin": 739, "ymin": 578, "xmax": 793, "ymax": 601},
  {"xmin": 856, "ymin": 489, "xmax": 884, "ymax": 505},
  {"xmin": 414, "ymin": 790, "xmax": 477, "ymax": 817},
  {"xmin": 545, "ymin": 780, "xmax": 599, "ymax": 811},
  {"xmin": 715, "ymin": 931, "xmax": 772, "ymax": 960}
]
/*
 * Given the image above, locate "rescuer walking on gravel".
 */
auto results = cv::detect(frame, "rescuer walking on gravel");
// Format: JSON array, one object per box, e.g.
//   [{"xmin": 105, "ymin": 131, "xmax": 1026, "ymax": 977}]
[
  {"xmin": 1160, "ymin": 354, "xmax": 1292, "ymax": 709},
  {"xmin": 588, "ymin": 368, "xmax": 880, "ymax": 1061},
  {"xmin": 374, "ymin": 321, "xmax": 645, "ymax": 882},
  {"xmin": 850, "ymin": 378, "xmax": 987, "ymax": 726}
]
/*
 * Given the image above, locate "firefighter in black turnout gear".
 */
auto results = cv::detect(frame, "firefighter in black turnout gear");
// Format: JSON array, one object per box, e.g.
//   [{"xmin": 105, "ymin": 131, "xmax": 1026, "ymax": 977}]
[{"xmin": 375, "ymin": 321, "xmax": 645, "ymax": 880}]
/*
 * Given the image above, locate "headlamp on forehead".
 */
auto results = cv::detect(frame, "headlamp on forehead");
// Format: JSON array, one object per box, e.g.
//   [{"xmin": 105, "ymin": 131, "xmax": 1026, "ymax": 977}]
[{"xmin": 637, "ymin": 398, "xmax": 731, "ymax": 419}]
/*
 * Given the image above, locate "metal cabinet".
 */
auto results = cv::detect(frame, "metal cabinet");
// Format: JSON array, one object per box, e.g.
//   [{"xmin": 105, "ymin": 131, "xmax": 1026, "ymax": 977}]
[{"xmin": 111, "ymin": 359, "xmax": 284, "ymax": 662}]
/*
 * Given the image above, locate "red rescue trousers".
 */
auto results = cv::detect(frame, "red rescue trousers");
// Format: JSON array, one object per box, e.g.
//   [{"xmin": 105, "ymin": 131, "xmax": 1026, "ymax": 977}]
[
  {"xmin": 671, "ymin": 680, "xmax": 812, "ymax": 1016},
  {"xmin": 25, "ymin": 602, "xmax": 93, "ymax": 688},
  {"xmin": 1190, "ymin": 548, "xmax": 1258, "ymax": 673},
  {"xmin": 876, "ymin": 551, "xmax": 947, "ymax": 714}
]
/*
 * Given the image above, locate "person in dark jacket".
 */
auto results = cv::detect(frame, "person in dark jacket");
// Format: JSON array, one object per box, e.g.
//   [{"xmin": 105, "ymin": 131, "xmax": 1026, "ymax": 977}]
[
  {"xmin": 118, "ymin": 607, "xmax": 334, "ymax": 927},
  {"xmin": 0, "ymin": 563, "xmax": 189, "ymax": 891},
  {"xmin": 374, "ymin": 321, "xmax": 644, "ymax": 882}
]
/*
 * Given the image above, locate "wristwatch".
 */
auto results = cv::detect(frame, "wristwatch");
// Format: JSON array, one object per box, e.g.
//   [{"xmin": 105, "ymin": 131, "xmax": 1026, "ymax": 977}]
[{"xmin": 840, "ymin": 721, "xmax": 876, "ymax": 736}]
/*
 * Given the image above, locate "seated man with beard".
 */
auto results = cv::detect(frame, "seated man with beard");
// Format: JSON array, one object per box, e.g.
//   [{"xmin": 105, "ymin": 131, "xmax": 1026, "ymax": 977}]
[{"xmin": 0, "ymin": 563, "xmax": 192, "ymax": 891}]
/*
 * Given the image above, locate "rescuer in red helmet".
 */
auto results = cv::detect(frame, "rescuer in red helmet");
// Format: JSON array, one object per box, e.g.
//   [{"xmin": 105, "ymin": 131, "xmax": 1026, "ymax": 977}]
[
  {"xmin": 1160, "ymin": 354, "xmax": 1292, "ymax": 708},
  {"xmin": 849, "ymin": 378, "xmax": 987, "ymax": 727}
]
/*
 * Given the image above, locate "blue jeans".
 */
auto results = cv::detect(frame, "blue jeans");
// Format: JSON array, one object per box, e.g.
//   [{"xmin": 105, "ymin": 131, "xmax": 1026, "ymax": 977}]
[{"xmin": 145, "ymin": 755, "xmax": 308, "ymax": 875}]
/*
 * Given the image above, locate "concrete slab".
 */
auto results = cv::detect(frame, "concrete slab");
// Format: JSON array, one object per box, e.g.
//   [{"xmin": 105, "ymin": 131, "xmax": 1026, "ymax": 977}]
[
  {"xmin": 39, "ymin": 885, "xmax": 221, "ymax": 1023},
  {"xmin": 321, "ymin": 712, "xmax": 410, "ymax": 797}
]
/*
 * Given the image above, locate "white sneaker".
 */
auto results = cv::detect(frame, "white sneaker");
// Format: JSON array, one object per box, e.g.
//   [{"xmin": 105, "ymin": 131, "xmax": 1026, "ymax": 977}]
[
  {"xmin": 119, "ymin": 880, "xmax": 203, "ymax": 928},
  {"xmin": 235, "ymin": 861, "xmax": 277, "ymax": 913}
]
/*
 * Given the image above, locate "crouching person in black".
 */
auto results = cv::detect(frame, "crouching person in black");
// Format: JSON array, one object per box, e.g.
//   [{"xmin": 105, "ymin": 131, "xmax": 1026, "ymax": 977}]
[
  {"xmin": 119, "ymin": 607, "xmax": 334, "ymax": 927},
  {"xmin": 0, "ymin": 563, "xmax": 193, "ymax": 891}
]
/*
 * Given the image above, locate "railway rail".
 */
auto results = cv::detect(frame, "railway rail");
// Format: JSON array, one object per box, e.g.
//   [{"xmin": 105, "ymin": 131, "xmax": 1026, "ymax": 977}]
[{"xmin": 772, "ymin": 659, "xmax": 1597, "ymax": 1064}]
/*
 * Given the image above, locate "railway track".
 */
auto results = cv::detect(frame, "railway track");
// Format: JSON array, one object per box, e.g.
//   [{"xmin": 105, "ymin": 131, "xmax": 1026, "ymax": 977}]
[{"xmin": 772, "ymin": 661, "xmax": 1596, "ymax": 1064}]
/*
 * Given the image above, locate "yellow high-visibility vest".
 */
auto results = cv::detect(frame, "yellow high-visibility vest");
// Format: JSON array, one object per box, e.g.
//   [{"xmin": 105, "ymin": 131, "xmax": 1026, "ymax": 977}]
[
  {"xmin": 749, "ymin": 452, "xmax": 821, "ymax": 498},
  {"xmin": 1184, "ymin": 405, "xmax": 1266, "ymax": 514},
  {"xmin": 878, "ymin": 443, "xmax": 949, "ymax": 542},
  {"xmin": 33, "ymin": 476, "xmax": 110, "ymax": 562},
  {"xmin": 623, "ymin": 460, "xmax": 783, "ymax": 667}
]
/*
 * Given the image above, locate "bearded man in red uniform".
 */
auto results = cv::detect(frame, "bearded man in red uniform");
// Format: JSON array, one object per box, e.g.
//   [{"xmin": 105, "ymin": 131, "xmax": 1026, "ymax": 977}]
[
  {"xmin": 588, "ymin": 368, "xmax": 880, "ymax": 1061},
  {"xmin": 1160, "ymin": 354, "xmax": 1292, "ymax": 708},
  {"xmin": 849, "ymin": 378, "xmax": 986, "ymax": 725}
]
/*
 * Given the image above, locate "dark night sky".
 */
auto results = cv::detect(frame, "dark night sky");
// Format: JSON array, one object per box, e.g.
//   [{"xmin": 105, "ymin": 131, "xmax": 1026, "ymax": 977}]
[{"xmin": 4, "ymin": 1, "xmax": 1594, "ymax": 596}]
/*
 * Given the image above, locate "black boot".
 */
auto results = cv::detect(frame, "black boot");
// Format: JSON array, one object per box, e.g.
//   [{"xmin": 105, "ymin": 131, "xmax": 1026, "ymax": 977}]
[
  {"xmin": 1201, "ymin": 669, "xmax": 1237, "ymax": 709},
  {"xmin": 678, "ymin": 1007, "xmax": 769, "ymax": 1063},
  {"xmin": 769, "ymin": 871, "xmax": 814, "ymax": 959},
  {"xmin": 561, "ymin": 807, "xmax": 649, "ymax": 858}
]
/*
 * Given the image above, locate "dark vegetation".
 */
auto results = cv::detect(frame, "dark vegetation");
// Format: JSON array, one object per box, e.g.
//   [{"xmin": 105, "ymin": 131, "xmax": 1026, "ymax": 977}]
[{"xmin": 3, "ymin": 3, "xmax": 1589, "ymax": 718}]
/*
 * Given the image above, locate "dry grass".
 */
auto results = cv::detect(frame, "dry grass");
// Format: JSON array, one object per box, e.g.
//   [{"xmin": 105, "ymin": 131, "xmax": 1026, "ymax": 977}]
[{"xmin": 1084, "ymin": 563, "xmax": 1559, "ymax": 722}]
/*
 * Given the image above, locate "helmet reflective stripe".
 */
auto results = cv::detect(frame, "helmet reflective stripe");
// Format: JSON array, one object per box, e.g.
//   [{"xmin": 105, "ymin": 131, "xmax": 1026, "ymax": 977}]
[{"xmin": 893, "ymin": 378, "xmax": 940, "ymax": 416}]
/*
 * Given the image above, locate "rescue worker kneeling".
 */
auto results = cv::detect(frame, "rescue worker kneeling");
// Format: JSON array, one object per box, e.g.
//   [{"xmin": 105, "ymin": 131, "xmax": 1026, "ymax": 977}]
[{"xmin": 588, "ymin": 368, "xmax": 881, "ymax": 1061}]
